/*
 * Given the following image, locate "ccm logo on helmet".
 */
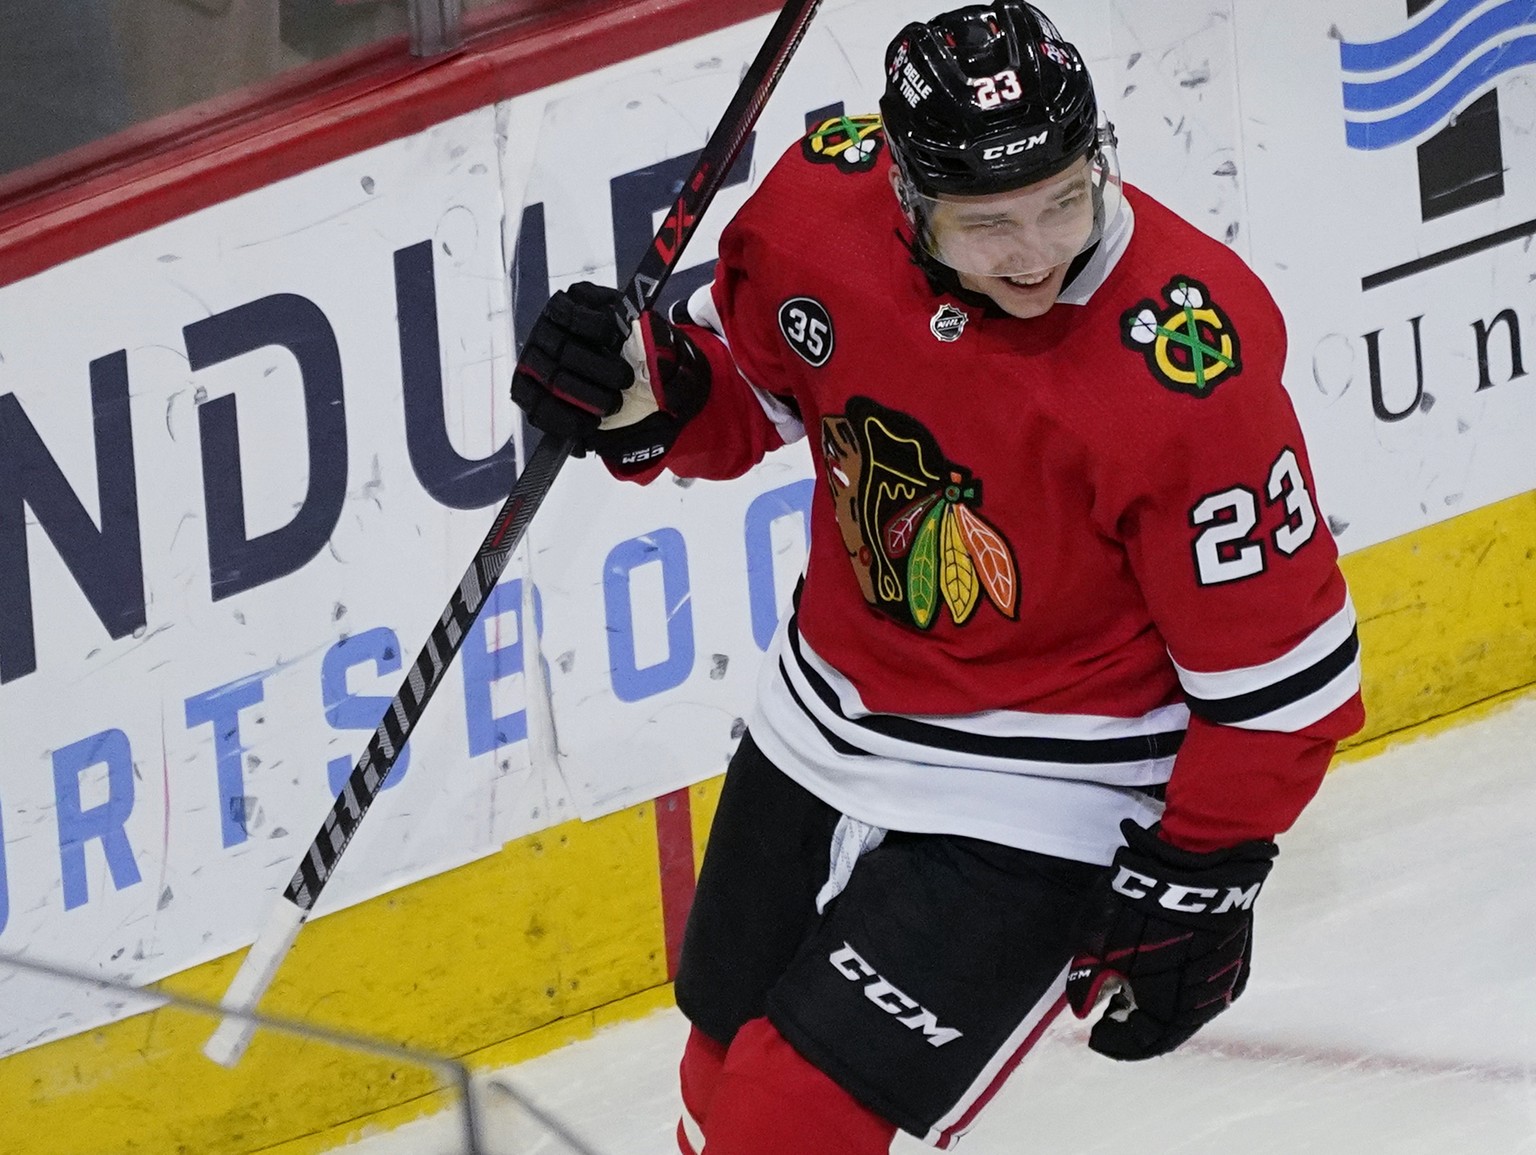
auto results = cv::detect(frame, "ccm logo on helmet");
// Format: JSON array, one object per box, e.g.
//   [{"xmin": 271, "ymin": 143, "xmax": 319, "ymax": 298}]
[
  {"xmin": 829, "ymin": 943, "xmax": 963, "ymax": 1047},
  {"xmin": 980, "ymin": 131, "xmax": 1048, "ymax": 161},
  {"xmin": 1110, "ymin": 867, "xmax": 1262, "ymax": 914}
]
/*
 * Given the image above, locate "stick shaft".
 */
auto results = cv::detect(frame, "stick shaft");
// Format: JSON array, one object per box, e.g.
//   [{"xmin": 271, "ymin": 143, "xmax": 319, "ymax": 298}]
[
  {"xmin": 618, "ymin": 0, "xmax": 825, "ymax": 325},
  {"xmin": 200, "ymin": 436, "xmax": 569, "ymax": 1066},
  {"xmin": 203, "ymin": 0, "xmax": 823, "ymax": 1066}
]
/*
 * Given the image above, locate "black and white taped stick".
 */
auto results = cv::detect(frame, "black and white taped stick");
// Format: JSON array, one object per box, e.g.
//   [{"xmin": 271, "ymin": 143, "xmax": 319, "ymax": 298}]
[{"xmin": 203, "ymin": 0, "xmax": 825, "ymax": 1068}]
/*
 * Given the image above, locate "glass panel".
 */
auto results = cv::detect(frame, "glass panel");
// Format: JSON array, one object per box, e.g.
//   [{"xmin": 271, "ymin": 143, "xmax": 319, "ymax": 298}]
[
  {"xmin": 0, "ymin": 0, "xmax": 412, "ymax": 180},
  {"xmin": 461, "ymin": 0, "xmax": 581, "ymax": 15},
  {"xmin": 0, "ymin": 947, "xmax": 501, "ymax": 1155}
]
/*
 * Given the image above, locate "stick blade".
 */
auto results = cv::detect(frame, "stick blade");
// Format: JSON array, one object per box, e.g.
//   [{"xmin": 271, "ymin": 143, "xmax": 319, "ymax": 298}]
[
  {"xmin": 199, "ymin": 897, "xmax": 309, "ymax": 1068},
  {"xmin": 202, "ymin": 1016, "xmax": 259, "ymax": 1068}
]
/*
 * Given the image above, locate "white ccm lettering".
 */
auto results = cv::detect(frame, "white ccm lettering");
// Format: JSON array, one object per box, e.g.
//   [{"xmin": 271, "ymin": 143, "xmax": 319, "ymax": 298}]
[
  {"xmin": 1159, "ymin": 884, "xmax": 1220, "ymax": 914},
  {"xmin": 980, "ymin": 131, "xmax": 1048, "ymax": 161},
  {"xmin": 896, "ymin": 1008, "xmax": 963, "ymax": 1048},
  {"xmin": 863, "ymin": 979, "xmax": 918, "ymax": 1015},
  {"xmin": 828, "ymin": 943, "xmax": 963, "ymax": 1048},
  {"xmin": 1110, "ymin": 866, "xmax": 1158, "ymax": 899},
  {"xmin": 619, "ymin": 444, "xmax": 667, "ymax": 465},
  {"xmin": 1111, "ymin": 871, "xmax": 1265, "ymax": 914},
  {"xmin": 1214, "ymin": 883, "xmax": 1262, "ymax": 913},
  {"xmin": 829, "ymin": 943, "xmax": 875, "ymax": 981}
]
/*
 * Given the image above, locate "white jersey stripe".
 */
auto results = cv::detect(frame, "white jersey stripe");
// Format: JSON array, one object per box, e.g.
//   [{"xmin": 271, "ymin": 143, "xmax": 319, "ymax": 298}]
[
  {"xmin": 1222, "ymin": 644, "xmax": 1363, "ymax": 732},
  {"xmin": 684, "ymin": 279, "xmax": 724, "ymax": 336},
  {"xmin": 780, "ymin": 621, "xmax": 1185, "ymax": 780},
  {"xmin": 1172, "ymin": 595, "xmax": 1356, "ymax": 702},
  {"xmin": 746, "ymin": 384, "xmax": 807, "ymax": 444},
  {"xmin": 679, "ymin": 1108, "xmax": 705, "ymax": 1155},
  {"xmin": 796, "ymin": 623, "xmax": 1191, "ymax": 742},
  {"xmin": 751, "ymin": 610, "xmax": 1170, "ymax": 866}
]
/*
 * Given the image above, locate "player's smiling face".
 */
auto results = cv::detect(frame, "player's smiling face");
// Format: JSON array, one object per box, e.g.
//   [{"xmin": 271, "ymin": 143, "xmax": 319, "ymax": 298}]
[
  {"xmin": 895, "ymin": 157, "xmax": 1096, "ymax": 320},
  {"xmin": 953, "ymin": 252, "xmax": 1075, "ymax": 320}
]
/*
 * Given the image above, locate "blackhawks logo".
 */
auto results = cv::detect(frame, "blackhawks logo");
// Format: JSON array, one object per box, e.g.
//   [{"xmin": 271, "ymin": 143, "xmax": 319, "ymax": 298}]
[
  {"xmin": 821, "ymin": 397, "xmax": 1018, "ymax": 631},
  {"xmin": 1120, "ymin": 276, "xmax": 1242, "ymax": 397},
  {"xmin": 802, "ymin": 114, "xmax": 884, "ymax": 173}
]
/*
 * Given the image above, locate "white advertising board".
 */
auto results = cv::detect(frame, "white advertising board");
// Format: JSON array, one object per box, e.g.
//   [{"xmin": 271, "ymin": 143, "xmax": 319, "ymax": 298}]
[
  {"xmin": 0, "ymin": 0, "xmax": 948, "ymax": 1059},
  {"xmin": 1237, "ymin": 0, "xmax": 1536, "ymax": 549},
  {"xmin": 1095, "ymin": 0, "xmax": 1536, "ymax": 550},
  {"xmin": 0, "ymin": 105, "xmax": 542, "ymax": 1054},
  {"xmin": 2, "ymin": 0, "xmax": 1534, "ymax": 1058}
]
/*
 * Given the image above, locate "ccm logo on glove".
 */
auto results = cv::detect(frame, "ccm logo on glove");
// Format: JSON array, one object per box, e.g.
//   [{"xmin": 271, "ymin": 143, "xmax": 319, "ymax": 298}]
[
  {"xmin": 619, "ymin": 443, "xmax": 670, "ymax": 466},
  {"xmin": 1108, "ymin": 866, "xmax": 1263, "ymax": 914},
  {"xmin": 1065, "ymin": 818, "xmax": 1277, "ymax": 1062}
]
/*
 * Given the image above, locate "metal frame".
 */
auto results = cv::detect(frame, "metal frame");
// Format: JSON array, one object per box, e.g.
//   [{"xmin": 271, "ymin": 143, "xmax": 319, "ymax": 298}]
[
  {"xmin": 0, "ymin": 950, "xmax": 602, "ymax": 1155},
  {"xmin": 409, "ymin": 0, "xmax": 464, "ymax": 55}
]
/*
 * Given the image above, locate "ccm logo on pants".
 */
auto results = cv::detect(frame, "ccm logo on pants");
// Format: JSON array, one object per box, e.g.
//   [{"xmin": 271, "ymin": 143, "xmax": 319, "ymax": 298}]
[{"xmin": 829, "ymin": 943, "xmax": 963, "ymax": 1048}]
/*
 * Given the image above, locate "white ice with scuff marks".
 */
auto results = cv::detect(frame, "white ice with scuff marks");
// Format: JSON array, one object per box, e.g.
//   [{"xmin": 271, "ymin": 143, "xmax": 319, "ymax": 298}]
[{"xmin": 339, "ymin": 693, "xmax": 1536, "ymax": 1154}]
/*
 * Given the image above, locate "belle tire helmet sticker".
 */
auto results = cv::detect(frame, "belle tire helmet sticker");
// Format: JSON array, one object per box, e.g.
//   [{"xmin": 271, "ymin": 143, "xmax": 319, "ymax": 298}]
[
  {"xmin": 1121, "ymin": 276, "xmax": 1242, "ymax": 397},
  {"xmin": 779, "ymin": 297, "xmax": 835, "ymax": 367}
]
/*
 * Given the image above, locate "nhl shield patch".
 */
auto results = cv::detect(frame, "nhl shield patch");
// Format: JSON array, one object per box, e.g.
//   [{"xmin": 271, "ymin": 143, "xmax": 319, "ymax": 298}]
[
  {"xmin": 1120, "ymin": 276, "xmax": 1242, "ymax": 397},
  {"xmin": 930, "ymin": 304, "xmax": 969, "ymax": 342}
]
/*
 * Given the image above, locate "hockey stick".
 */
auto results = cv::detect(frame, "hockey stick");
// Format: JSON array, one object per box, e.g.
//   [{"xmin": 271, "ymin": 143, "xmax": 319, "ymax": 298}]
[{"xmin": 202, "ymin": 0, "xmax": 824, "ymax": 1067}]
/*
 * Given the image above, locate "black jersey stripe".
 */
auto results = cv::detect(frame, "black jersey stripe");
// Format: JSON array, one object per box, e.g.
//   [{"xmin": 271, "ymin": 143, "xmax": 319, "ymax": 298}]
[
  {"xmin": 784, "ymin": 614, "xmax": 1185, "ymax": 766},
  {"xmin": 1184, "ymin": 628, "xmax": 1360, "ymax": 726},
  {"xmin": 778, "ymin": 658, "xmax": 869, "ymax": 757}
]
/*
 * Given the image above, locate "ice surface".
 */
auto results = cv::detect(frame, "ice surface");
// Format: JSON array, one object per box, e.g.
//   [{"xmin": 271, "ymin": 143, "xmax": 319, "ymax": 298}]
[{"xmin": 339, "ymin": 696, "xmax": 1536, "ymax": 1154}]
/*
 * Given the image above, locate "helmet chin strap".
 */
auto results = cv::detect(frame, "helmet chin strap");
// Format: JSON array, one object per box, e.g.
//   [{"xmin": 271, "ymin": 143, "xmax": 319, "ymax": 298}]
[
  {"xmin": 896, "ymin": 225, "xmax": 996, "ymax": 307},
  {"xmin": 892, "ymin": 169, "xmax": 965, "ymax": 298}
]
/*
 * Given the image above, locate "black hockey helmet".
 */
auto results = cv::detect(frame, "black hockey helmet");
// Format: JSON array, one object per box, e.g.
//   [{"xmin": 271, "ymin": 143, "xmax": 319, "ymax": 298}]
[{"xmin": 879, "ymin": 2, "xmax": 1099, "ymax": 197}]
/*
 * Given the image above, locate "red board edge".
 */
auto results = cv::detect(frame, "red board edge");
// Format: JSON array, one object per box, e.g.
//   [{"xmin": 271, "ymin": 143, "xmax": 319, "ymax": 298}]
[{"xmin": 0, "ymin": 0, "xmax": 781, "ymax": 290}]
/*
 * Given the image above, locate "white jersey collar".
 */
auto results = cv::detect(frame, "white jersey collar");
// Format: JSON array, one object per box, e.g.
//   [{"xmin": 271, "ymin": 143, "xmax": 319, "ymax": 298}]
[{"xmin": 1055, "ymin": 197, "xmax": 1135, "ymax": 307}]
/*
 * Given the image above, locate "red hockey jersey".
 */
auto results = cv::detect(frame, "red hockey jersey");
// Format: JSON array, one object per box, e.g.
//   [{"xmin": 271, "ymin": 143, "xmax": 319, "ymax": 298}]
[{"xmin": 629, "ymin": 129, "xmax": 1363, "ymax": 863}]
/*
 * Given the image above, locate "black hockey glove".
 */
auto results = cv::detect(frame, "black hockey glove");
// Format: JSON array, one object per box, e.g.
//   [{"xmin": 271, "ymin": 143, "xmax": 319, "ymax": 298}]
[
  {"xmin": 509, "ymin": 281, "xmax": 710, "ymax": 472},
  {"xmin": 1066, "ymin": 818, "xmax": 1277, "ymax": 1061}
]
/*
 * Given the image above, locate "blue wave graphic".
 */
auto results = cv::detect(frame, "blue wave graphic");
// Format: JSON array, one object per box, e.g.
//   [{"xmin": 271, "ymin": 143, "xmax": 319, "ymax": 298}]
[
  {"xmin": 1344, "ymin": 2, "xmax": 1536, "ymax": 110},
  {"xmin": 1339, "ymin": 0, "xmax": 1536, "ymax": 149},
  {"xmin": 1346, "ymin": 34, "xmax": 1536, "ymax": 148},
  {"xmin": 1339, "ymin": 0, "xmax": 1517, "ymax": 70}
]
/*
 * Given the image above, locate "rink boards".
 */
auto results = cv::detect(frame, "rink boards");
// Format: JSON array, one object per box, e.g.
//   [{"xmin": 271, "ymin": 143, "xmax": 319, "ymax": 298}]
[{"xmin": 2, "ymin": 0, "xmax": 1536, "ymax": 1151}]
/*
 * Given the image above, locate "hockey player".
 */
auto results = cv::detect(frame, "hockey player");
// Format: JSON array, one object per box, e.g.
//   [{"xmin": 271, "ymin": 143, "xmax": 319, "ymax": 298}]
[{"xmin": 509, "ymin": 3, "xmax": 1365, "ymax": 1152}]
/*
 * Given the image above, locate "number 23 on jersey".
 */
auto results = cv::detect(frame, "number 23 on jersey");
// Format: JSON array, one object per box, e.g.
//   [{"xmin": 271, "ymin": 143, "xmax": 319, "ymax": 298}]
[{"xmin": 1188, "ymin": 447, "xmax": 1318, "ymax": 586}]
